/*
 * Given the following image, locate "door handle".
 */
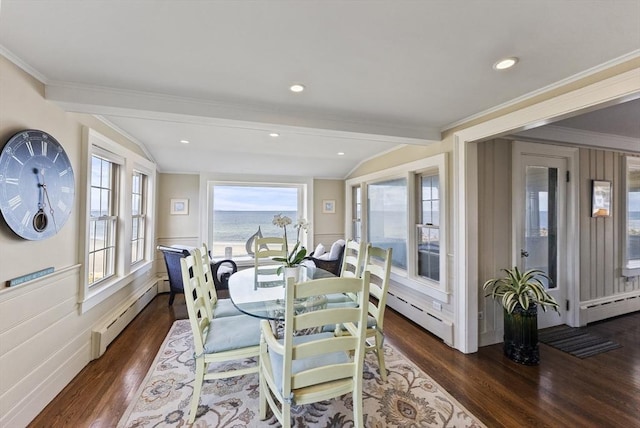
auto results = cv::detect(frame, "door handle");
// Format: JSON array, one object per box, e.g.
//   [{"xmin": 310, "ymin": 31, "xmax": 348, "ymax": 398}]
[{"xmin": 521, "ymin": 249, "xmax": 529, "ymax": 258}]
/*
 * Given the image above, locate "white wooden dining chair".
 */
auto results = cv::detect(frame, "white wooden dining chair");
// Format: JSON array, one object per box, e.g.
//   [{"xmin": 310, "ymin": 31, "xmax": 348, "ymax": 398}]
[
  {"xmin": 180, "ymin": 251, "xmax": 261, "ymax": 423},
  {"xmin": 339, "ymin": 239, "xmax": 365, "ymax": 278},
  {"xmin": 194, "ymin": 245, "xmax": 243, "ymax": 319},
  {"xmin": 258, "ymin": 272, "xmax": 371, "ymax": 428},
  {"xmin": 254, "ymin": 237, "xmax": 287, "ymax": 270},
  {"xmin": 360, "ymin": 245, "xmax": 392, "ymax": 380}
]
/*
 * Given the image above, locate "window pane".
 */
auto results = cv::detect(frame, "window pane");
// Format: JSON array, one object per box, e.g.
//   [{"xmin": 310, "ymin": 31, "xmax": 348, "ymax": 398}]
[
  {"xmin": 131, "ymin": 171, "xmax": 146, "ymax": 265},
  {"xmin": 100, "ymin": 159, "xmax": 110, "ymax": 188},
  {"xmin": 524, "ymin": 166, "xmax": 557, "ymax": 288},
  {"xmin": 421, "ymin": 174, "xmax": 439, "ymax": 226},
  {"xmin": 416, "ymin": 173, "xmax": 440, "ymax": 282},
  {"xmin": 352, "ymin": 186, "xmax": 361, "ymax": 242},
  {"xmin": 418, "ymin": 226, "xmax": 440, "ymax": 281},
  {"xmin": 100, "ymin": 189, "xmax": 110, "ymax": 216},
  {"xmin": 628, "ymin": 161, "xmax": 640, "ymax": 261},
  {"xmin": 211, "ymin": 185, "xmax": 300, "ymax": 258},
  {"xmin": 368, "ymin": 178, "xmax": 407, "ymax": 268},
  {"xmin": 132, "ymin": 174, "xmax": 140, "ymax": 193},
  {"xmin": 132, "ymin": 194, "xmax": 140, "ymax": 215},
  {"xmin": 132, "ymin": 217, "xmax": 139, "ymax": 239},
  {"xmin": 89, "ymin": 155, "xmax": 117, "ymax": 286}
]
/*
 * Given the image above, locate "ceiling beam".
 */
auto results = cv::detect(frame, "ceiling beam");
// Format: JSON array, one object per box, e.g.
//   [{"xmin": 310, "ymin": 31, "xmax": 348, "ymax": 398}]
[{"xmin": 45, "ymin": 82, "xmax": 441, "ymax": 145}]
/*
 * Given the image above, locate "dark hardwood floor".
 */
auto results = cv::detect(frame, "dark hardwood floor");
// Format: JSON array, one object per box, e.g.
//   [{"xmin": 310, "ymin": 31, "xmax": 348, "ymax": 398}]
[{"xmin": 29, "ymin": 293, "xmax": 639, "ymax": 427}]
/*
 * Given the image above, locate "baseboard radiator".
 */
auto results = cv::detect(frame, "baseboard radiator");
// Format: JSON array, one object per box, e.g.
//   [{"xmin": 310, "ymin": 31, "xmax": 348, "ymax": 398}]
[
  {"xmin": 580, "ymin": 292, "xmax": 640, "ymax": 324},
  {"xmin": 386, "ymin": 291, "xmax": 454, "ymax": 346},
  {"xmin": 91, "ymin": 280, "xmax": 158, "ymax": 359}
]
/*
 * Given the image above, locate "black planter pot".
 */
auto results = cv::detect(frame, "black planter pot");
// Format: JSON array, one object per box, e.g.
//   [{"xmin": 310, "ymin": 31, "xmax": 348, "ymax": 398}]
[{"xmin": 503, "ymin": 304, "xmax": 539, "ymax": 365}]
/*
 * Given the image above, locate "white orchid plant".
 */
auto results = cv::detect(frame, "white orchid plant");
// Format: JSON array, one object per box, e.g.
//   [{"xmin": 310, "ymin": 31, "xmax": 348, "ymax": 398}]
[{"xmin": 272, "ymin": 214, "xmax": 309, "ymax": 274}]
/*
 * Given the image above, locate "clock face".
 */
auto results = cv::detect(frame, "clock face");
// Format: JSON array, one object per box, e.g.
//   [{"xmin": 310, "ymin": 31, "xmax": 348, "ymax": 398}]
[{"xmin": 0, "ymin": 130, "xmax": 75, "ymax": 240}]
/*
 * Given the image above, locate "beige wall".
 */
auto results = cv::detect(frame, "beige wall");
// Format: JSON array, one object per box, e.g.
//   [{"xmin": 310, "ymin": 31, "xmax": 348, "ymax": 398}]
[
  {"xmin": 348, "ymin": 140, "xmax": 452, "ymax": 179},
  {"xmin": 312, "ymin": 179, "xmax": 345, "ymax": 247},
  {"xmin": 476, "ymin": 139, "xmax": 513, "ymax": 344},
  {"xmin": 157, "ymin": 173, "xmax": 201, "ymax": 245},
  {"xmin": 579, "ymin": 149, "xmax": 640, "ymax": 300},
  {"xmin": 0, "ymin": 55, "xmax": 156, "ymax": 426}
]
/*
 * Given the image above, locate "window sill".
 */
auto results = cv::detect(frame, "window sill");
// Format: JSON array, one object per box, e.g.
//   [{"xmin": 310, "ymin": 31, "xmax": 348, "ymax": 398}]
[
  {"xmin": 622, "ymin": 262, "xmax": 640, "ymax": 278},
  {"xmin": 79, "ymin": 261, "xmax": 154, "ymax": 314}
]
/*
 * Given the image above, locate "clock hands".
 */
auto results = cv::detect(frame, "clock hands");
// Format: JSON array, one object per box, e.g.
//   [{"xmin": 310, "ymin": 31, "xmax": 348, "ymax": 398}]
[
  {"xmin": 40, "ymin": 169, "xmax": 58, "ymax": 232},
  {"xmin": 32, "ymin": 168, "xmax": 57, "ymax": 233}
]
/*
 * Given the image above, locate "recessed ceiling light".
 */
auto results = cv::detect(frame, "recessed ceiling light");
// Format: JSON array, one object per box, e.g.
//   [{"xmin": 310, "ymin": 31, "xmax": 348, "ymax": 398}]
[
  {"xmin": 180, "ymin": 139, "xmax": 190, "ymax": 144},
  {"xmin": 337, "ymin": 152, "xmax": 345, "ymax": 156},
  {"xmin": 290, "ymin": 83, "xmax": 305, "ymax": 93},
  {"xmin": 493, "ymin": 57, "xmax": 518, "ymax": 70},
  {"xmin": 269, "ymin": 132, "xmax": 280, "ymax": 137}
]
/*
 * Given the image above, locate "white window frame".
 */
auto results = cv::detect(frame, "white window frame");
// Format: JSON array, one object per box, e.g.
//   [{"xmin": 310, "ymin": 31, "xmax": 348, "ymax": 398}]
[
  {"xmin": 346, "ymin": 153, "xmax": 448, "ymax": 300},
  {"xmin": 205, "ymin": 178, "xmax": 309, "ymax": 266},
  {"xmin": 417, "ymin": 172, "xmax": 441, "ymax": 282},
  {"xmin": 131, "ymin": 169, "xmax": 149, "ymax": 266},
  {"xmin": 88, "ymin": 151, "xmax": 120, "ymax": 286},
  {"xmin": 80, "ymin": 128, "xmax": 156, "ymax": 313},
  {"xmin": 351, "ymin": 185, "xmax": 362, "ymax": 242},
  {"xmin": 622, "ymin": 155, "xmax": 640, "ymax": 277}
]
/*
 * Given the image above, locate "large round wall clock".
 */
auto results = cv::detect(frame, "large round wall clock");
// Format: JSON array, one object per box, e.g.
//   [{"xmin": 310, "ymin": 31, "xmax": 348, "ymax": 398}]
[{"xmin": 0, "ymin": 130, "xmax": 75, "ymax": 240}]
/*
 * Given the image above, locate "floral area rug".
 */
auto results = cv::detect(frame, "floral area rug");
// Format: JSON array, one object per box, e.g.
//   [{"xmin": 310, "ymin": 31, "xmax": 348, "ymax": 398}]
[{"xmin": 118, "ymin": 320, "xmax": 485, "ymax": 427}]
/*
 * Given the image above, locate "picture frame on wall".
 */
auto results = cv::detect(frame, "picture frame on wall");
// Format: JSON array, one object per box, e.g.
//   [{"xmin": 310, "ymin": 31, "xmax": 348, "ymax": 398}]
[
  {"xmin": 591, "ymin": 180, "xmax": 611, "ymax": 217},
  {"xmin": 322, "ymin": 199, "xmax": 336, "ymax": 214},
  {"xmin": 170, "ymin": 198, "xmax": 189, "ymax": 215}
]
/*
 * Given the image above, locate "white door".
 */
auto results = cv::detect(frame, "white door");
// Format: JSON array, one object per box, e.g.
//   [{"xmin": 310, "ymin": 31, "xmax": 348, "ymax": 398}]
[{"xmin": 514, "ymin": 153, "xmax": 568, "ymax": 329}]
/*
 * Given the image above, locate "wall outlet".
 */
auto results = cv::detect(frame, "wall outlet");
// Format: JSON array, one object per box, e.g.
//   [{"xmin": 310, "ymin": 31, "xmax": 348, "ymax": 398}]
[
  {"xmin": 478, "ymin": 311, "xmax": 484, "ymax": 320},
  {"xmin": 432, "ymin": 301, "xmax": 442, "ymax": 311}
]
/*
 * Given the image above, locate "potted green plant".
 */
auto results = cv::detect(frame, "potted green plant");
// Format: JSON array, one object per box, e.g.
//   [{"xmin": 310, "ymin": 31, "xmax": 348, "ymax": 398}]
[
  {"xmin": 483, "ymin": 266, "xmax": 560, "ymax": 365},
  {"xmin": 271, "ymin": 214, "xmax": 309, "ymax": 280}
]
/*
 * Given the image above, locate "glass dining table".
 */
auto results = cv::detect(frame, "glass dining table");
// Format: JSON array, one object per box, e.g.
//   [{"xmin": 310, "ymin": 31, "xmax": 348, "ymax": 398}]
[{"xmin": 228, "ymin": 264, "xmax": 354, "ymax": 322}]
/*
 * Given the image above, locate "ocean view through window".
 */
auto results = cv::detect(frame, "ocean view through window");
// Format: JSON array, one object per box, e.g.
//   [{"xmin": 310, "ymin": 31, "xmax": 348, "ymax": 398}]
[{"xmin": 210, "ymin": 184, "xmax": 301, "ymax": 258}]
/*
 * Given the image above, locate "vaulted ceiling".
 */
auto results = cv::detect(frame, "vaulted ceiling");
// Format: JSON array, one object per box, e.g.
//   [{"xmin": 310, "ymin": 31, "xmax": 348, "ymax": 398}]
[{"xmin": 1, "ymin": 1, "xmax": 639, "ymax": 177}]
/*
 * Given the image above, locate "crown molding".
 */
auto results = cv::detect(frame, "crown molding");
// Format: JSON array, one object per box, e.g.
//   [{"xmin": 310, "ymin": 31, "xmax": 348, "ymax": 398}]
[{"xmin": 0, "ymin": 43, "xmax": 49, "ymax": 84}]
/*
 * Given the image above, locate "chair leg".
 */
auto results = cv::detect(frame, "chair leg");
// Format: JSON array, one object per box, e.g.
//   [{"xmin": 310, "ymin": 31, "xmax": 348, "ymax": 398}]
[
  {"xmin": 168, "ymin": 290, "xmax": 175, "ymax": 306},
  {"xmin": 258, "ymin": 366, "xmax": 267, "ymax": 419},
  {"xmin": 352, "ymin": 379, "xmax": 364, "ymax": 427},
  {"xmin": 376, "ymin": 330, "xmax": 387, "ymax": 381},
  {"xmin": 282, "ymin": 400, "xmax": 291, "ymax": 428},
  {"xmin": 188, "ymin": 358, "xmax": 205, "ymax": 423}
]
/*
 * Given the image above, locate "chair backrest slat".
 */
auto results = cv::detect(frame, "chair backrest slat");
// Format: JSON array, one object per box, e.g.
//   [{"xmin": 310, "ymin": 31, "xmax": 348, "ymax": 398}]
[
  {"xmin": 291, "ymin": 363, "xmax": 356, "ymax": 390},
  {"xmin": 291, "ymin": 335, "xmax": 359, "ymax": 359},
  {"xmin": 254, "ymin": 237, "xmax": 287, "ymax": 269}
]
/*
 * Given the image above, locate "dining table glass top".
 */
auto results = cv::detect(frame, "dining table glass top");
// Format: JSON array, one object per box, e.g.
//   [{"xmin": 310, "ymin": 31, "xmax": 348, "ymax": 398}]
[{"xmin": 227, "ymin": 264, "xmax": 353, "ymax": 321}]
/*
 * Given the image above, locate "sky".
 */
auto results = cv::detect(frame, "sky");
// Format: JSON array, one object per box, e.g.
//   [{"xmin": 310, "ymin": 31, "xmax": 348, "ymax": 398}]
[{"xmin": 213, "ymin": 185, "xmax": 298, "ymax": 211}]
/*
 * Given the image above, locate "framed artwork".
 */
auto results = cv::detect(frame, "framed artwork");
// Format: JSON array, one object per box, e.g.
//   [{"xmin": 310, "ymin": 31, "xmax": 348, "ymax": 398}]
[
  {"xmin": 322, "ymin": 199, "xmax": 336, "ymax": 214},
  {"xmin": 591, "ymin": 180, "xmax": 611, "ymax": 217},
  {"xmin": 170, "ymin": 198, "xmax": 189, "ymax": 215}
]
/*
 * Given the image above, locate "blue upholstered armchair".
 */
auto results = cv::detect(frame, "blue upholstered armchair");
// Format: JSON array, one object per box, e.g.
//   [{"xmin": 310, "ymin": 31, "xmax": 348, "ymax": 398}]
[{"xmin": 157, "ymin": 245, "xmax": 237, "ymax": 305}]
